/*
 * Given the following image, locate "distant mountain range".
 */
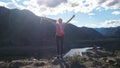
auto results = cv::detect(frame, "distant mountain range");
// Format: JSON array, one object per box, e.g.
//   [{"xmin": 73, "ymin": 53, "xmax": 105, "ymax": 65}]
[
  {"xmin": 0, "ymin": 6, "xmax": 120, "ymax": 59},
  {"xmin": 95, "ymin": 27, "xmax": 120, "ymax": 38}
]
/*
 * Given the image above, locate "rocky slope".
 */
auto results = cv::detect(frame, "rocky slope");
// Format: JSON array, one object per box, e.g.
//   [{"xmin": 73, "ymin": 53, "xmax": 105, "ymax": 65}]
[{"xmin": 0, "ymin": 48, "xmax": 120, "ymax": 68}]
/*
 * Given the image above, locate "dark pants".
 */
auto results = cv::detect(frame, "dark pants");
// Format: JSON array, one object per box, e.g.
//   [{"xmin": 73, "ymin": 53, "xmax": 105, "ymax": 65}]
[{"xmin": 56, "ymin": 35, "xmax": 64, "ymax": 57}]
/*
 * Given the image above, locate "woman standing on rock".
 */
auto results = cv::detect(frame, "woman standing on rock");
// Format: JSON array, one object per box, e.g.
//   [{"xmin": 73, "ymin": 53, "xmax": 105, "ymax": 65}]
[{"xmin": 45, "ymin": 15, "xmax": 75, "ymax": 59}]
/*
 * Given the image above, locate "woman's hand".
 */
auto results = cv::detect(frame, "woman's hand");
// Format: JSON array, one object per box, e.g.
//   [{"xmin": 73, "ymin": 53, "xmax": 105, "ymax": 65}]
[
  {"xmin": 66, "ymin": 15, "xmax": 75, "ymax": 23},
  {"xmin": 72, "ymin": 15, "xmax": 75, "ymax": 18}
]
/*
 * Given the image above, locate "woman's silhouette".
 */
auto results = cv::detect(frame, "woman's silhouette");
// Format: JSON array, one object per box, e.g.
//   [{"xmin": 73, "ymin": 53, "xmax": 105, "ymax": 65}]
[{"xmin": 45, "ymin": 15, "xmax": 75, "ymax": 58}]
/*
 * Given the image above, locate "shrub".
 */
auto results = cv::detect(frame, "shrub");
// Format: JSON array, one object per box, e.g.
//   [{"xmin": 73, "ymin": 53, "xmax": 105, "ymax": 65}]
[{"xmin": 65, "ymin": 55, "xmax": 86, "ymax": 68}]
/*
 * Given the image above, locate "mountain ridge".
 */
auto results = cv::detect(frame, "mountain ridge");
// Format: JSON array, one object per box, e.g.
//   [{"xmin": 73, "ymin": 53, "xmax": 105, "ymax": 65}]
[
  {"xmin": 0, "ymin": 6, "xmax": 104, "ymax": 46},
  {"xmin": 0, "ymin": 6, "xmax": 120, "ymax": 58},
  {"xmin": 95, "ymin": 27, "xmax": 120, "ymax": 38}
]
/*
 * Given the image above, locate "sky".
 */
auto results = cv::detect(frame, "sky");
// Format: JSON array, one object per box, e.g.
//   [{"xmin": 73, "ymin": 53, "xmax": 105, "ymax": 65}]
[{"xmin": 0, "ymin": 0, "xmax": 120, "ymax": 28}]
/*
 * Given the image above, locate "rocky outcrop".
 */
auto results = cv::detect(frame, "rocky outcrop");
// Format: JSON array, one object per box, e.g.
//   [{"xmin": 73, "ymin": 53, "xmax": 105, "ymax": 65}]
[
  {"xmin": 64, "ymin": 48, "xmax": 120, "ymax": 68},
  {"xmin": 84, "ymin": 49, "xmax": 112, "ymax": 58}
]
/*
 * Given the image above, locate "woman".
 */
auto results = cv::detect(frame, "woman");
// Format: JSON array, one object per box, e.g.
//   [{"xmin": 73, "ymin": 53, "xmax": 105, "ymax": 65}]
[{"xmin": 46, "ymin": 15, "xmax": 75, "ymax": 58}]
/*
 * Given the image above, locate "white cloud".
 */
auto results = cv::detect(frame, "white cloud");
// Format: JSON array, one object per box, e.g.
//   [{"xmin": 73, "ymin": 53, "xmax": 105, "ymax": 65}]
[
  {"xmin": 0, "ymin": 0, "xmax": 25, "ymax": 9},
  {"xmin": 100, "ymin": 20, "xmax": 120, "ymax": 28},
  {"xmin": 83, "ymin": 24, "xmax": 98, "ymax": 28},
  {"xmin": 88, "ymin": 13, "xmax": 95, "ymax": 16},
  {"xmin": 76, "ymin": 20, "xmax": 120, "ymax": 28},
  {"xmin": 112, "ymin": 11, "xmax": 120, "ymax": 15},
  {"xmin": 69, "ymin": 0, "xmax": 98, "ymax": 13},
  {"xmin": 0, "ymin": 0, "xmax": 120, "ymax": 16},
  {"xmin": 0, "ymin": 0, "xmax": 99, "ymax": 15},
  {"xmin": 0, "ymin": 1, "xmax": 6, "ymax": 6}
]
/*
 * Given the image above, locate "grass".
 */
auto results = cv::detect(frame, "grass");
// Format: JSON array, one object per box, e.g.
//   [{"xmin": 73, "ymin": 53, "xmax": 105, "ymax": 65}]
[{"xmin": 65, "ymin": 55, "xmax": 87, "ymax": 68}]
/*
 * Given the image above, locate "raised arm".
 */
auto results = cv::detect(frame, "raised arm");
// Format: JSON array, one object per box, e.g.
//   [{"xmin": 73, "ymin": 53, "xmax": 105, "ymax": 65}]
[{"xmin": 65, "ymin": 15, "xmax": 75, "ymax": 24}]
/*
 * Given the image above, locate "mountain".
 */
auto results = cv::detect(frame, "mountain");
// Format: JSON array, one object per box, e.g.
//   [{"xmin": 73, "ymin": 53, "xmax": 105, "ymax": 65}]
[
  {"xmin": 0, "ymin": 6, "xmax": 104, "ymax": 46},
  {"xmin": 95, "ymin": 27, "xmax": 120, "ymax": 38},
  {"xmin": 1, "ymin": 6, "xmax": 119, "ymax": 59}
]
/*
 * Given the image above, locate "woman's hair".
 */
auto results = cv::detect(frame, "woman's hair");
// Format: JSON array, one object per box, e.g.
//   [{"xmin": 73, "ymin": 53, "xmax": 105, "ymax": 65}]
[{"xmin": 57, "ymin": 18, "xmax": 63, "ymax": 23}]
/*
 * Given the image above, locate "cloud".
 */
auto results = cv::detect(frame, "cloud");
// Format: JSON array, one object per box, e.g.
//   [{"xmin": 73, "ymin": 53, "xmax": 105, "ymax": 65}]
[
  {"xmin": 100, "ymin": 20, "xmax": 120, "ymax": 28},
  {"xmin": 37, "ymin": 0, "xmax": 67, "ymax": 7},
  {"xmin": 100, "ymin": 0, "xmax": 120, "ymax": 9},
  {"xmin": 107, "ymin": 0, "xmax": 119, "ymax": 7},
  {"xmin": 0, "ymin": 0, "xmax": 98, "ymax": 15},
  {"xmin": 0, "ymin": 1, "xmax": 16, "ymax": 9},
  {"xmin": 0, "ymin": 1, "xmax": 6, "ymax": 6},
  {"xmin": 88, "ymin": 13, "xmax": 95, "ymax": 16},
  {"xmin": 97, "ymin": 0, "xmax": 107, "ymax": 4},
  {"xmin": 69, "ymin": 0, "xmax": 98, "ymax": 13},
  {"xmin": 112, "ymin": 11, "xmax": 120, "ymax": 15},
  {"xmin": 80, "ymin": 20, "xmax": 120, "ymax": 28},
  {"xmin": 0, "ymin": 0, "xmax": 120, "ymax": 16},
  {"xmin": 0, "ymin": 0, "xmax": 26, "ymax": 9},
  {"xmin": 6, "ymin": 2, "xmax": 19, "ymax": 9}
]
